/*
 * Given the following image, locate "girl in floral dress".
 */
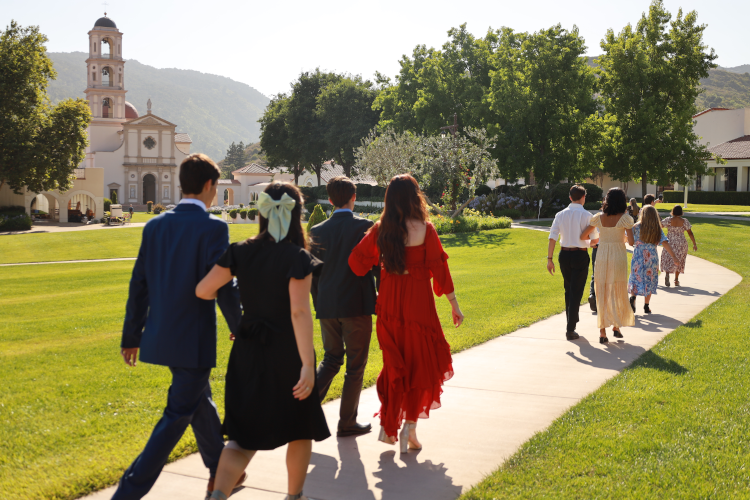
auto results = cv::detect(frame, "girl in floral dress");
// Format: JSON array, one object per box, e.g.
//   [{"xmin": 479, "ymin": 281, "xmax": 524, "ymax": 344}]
[
  {"xmin": 628, "ymin": 206, "xmax": 678, "ymax": 314},
  {"xmin": 661, "ymin": 205, "xmax": 698, "ymax": 287}
]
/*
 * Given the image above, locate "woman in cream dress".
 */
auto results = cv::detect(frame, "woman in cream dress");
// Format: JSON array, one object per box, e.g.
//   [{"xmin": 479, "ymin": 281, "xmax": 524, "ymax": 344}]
[{"xmin": 581, "ymin": 188, "xmax": 635, "ymax": 344}]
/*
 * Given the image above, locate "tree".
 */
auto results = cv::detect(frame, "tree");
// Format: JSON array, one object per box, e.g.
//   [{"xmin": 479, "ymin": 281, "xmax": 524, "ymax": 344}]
[
  {"xmin": 597, "ymin": 0, "xmax": 719, "ymax": 198},
  {"xmin": 0, "ymin": 21, "xmax": 91, "ymax": 194},
  {"xmin": 355, "ymin": 127, "xmax": 498, "ymax": 216},
  {"xmin": 487, "ymin": 24, "xmax": 600, "ymax": 189},
  {"xmin": 259, "ymin": 94, "xmax": 305, "ymax": 184},
  {"xmin": 374, "ymin": 24, "xmax": 499, "ymax": 136},
  {"xmin": 222, "ymin": 141, "xmax": 247, "ymax": 178},
  {"xmin": 317, "ymin": 75, "xmax": 380, "ymax": 178}
]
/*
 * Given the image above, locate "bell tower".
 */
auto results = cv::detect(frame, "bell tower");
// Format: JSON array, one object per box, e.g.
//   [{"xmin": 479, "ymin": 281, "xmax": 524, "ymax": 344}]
[{"xmin": 84, "ymin": 13, "xmax": 127, "ymax": 121}]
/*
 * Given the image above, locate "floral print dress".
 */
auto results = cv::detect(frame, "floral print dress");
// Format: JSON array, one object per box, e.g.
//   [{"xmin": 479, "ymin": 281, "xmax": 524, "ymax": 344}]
[
  {"xmin": 660, "ymin": 217, "xmax": 691, "ymax": 274},
  {"xmin": 628, "ymin": 224, "xmax": 668, "ymax": 296}
]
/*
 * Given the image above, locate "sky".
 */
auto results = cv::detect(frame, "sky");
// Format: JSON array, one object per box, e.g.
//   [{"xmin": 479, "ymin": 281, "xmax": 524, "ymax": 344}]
[{"xmin": 2, "ymin": 0, "xmax": 748, "ymax": 98}]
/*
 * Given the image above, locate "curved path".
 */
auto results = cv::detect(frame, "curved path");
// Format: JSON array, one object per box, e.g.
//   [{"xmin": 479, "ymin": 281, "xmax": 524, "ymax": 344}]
[{"xmin": 82, "ymin": 229, "xmax": 741, "ymax": 500}]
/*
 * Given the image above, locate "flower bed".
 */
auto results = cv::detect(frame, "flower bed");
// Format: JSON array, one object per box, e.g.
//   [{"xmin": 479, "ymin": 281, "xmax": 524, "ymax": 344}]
[{"xmin": 364, "ymin": 209, "xmax": 512, "ymax": 235}]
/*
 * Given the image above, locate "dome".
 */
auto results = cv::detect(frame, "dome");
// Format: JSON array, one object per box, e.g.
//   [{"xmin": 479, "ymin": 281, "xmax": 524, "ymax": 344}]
[
  {"xmin": 94, "ymin": 15, "xmax": 117, "ymax": 29},
  {"xmin": 125, "ymin": 102, "xmax": 139, "ymax": 119}
]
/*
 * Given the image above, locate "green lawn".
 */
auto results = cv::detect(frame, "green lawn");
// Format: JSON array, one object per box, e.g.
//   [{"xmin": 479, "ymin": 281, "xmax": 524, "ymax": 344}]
[
  {"xmin": 128, "ymin": 212, "xmax": 159, "ymax": 223},
  {"xmin": 655, "ymin": 202, "xmax": 750, "ymax": 213},
  {"xmin": 462, "ymin": 217, "xmax": 750, "ymax": 499},
  {"xmin": 0, "ymin": 225, "xmax": 260, "ymax": 264},
  {"xmin": 0, "ymin": 227, "xmax": 574, "ymax": 499}
]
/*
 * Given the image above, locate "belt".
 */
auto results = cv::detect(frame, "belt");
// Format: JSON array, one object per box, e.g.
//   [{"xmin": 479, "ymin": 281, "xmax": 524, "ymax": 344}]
[{"xmin": 560, "ymin": 247, "xmax": 588, "ymax": 251}]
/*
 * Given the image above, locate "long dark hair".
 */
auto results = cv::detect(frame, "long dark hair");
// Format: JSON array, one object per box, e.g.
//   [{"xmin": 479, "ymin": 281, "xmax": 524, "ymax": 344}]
[
  {"xmin": 376, "ymin": 174, "xmax": 429, "ymax": 274},
  {"xmin": 601, "ymin": 187, "xmax": 627, "ymax": 216},
  {"xmin": 255, "ymin": 182, "xmax": 308, "ymax": 249}
]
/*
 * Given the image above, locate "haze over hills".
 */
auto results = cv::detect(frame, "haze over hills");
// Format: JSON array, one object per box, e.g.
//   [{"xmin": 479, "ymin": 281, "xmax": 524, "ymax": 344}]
[
  {"xmin": 45, "ymin": 52, "xmax": 270, "ymax": 161},
  {"xmin": 720, "ymin": 65, "xmax": 750, "ymax": 75}
]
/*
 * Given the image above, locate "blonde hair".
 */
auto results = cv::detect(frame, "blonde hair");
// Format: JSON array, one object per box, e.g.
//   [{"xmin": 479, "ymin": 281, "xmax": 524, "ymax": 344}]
[{"xmin": 638, "ymin": 205, "xmax": 662, "ymax": 245}]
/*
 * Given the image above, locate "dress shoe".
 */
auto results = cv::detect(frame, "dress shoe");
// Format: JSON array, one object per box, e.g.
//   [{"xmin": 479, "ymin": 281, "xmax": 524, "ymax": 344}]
[
  {"xmin": 644, "ymin": 304, "xmax": 652, "ymax": 314},
  {"xmin": 337, "ymin": 422, "xmax": 372, "ymax": 437},
  {"xmin": 207, "ymin": 472, "xmax": 247, "ymax": 498},
  {"xmin": 566, "ymin": 331, "xmax": 580, "ymax": 340},
  {"xmin": 588, "ymin": 295, "xmax": 597, "ymax": 312}
]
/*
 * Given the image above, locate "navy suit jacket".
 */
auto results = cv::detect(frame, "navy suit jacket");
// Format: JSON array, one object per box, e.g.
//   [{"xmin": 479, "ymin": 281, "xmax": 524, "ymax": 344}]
[{"xmin": 121, "ymin": 203, "xmax": 242, "ymax": 368}]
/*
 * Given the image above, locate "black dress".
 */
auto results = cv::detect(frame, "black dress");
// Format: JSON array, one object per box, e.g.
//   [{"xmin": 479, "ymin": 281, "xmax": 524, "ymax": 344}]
[{"xmin": 217, "ymin": 238, "xmax": 330, "ymax": 450}]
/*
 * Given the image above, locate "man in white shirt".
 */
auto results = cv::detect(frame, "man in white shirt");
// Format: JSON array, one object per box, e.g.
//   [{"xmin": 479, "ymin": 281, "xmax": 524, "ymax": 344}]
[{"xmin": 547, "ymin": 185, "xmax": 597, "ymax": 340}]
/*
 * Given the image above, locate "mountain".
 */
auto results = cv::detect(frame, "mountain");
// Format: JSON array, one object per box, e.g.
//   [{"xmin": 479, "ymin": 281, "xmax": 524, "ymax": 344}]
[
  {"xmin": 45, "ymin": 52, "xmax": 270, "ymax": 161},
  {"xmin": 719, "ymin": 65, "xmax": 750, "ymax": 75},
  {"xmin": 586, "ymin": 56, "xmax": 750, "ymax": 111}
]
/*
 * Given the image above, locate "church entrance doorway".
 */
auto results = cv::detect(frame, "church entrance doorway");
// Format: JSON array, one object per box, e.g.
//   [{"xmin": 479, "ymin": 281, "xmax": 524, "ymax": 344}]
[
  {"xmin": 223, "ymin": 188, "xmax": 234, "ymax": 206},
  {"xmin": 143, "ymin": 174, "xmax": 156, "ymax": 204}
]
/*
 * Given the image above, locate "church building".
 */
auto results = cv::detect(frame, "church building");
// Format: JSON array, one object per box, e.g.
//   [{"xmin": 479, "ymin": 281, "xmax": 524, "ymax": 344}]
[{"xmin": 0, "ymin": 14, "xmax": 192, "ymax": 221}]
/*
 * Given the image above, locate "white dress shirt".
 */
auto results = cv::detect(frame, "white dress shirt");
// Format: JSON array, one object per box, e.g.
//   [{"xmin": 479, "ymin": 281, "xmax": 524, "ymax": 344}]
[
  {"xmin": 178, "ymin": 198, "xmax": 207, "ymax": 211},
  {"xmin": 549, "ymin": 203, "xmax": 598, "ymax": 248}
]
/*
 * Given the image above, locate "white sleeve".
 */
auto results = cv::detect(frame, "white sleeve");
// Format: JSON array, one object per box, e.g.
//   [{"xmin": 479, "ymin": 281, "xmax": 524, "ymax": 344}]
[{"xmin": 549, "ymin": 212, "xmax": 561, "ymax": 241}]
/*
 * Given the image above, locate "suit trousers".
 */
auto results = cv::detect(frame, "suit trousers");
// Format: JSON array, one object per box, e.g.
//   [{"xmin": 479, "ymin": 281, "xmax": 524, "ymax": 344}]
[
  {"xmin": 316, "ymin": 316, "xmax": 373, "ymax": 430},
  {"xmin": 558, "ymin": 250, "xmax": 591, "ymax": 333},
  {"xmin": 111, "ymin": 367, "xmax": 224, "ymax": 500},
  {"xmin": 589, "ymin": 246, "xmax": 598, "ymax": 299}
]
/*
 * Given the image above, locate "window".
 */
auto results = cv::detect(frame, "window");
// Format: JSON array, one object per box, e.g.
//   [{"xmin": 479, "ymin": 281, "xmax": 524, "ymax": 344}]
[
  {"xmin": 163, "ymin": 186, "xmax": 170, "ymax": 199},
  {"xmin": 695, "ymin": 176, "xmax": 702, "ymax": 191},
  {"xmin": 143, "ymin": 136, "xmax": 156, "ymax": 150},
  {"xmin": 129, "ymin": 186, "xmax": 136, "ymax": 199}
]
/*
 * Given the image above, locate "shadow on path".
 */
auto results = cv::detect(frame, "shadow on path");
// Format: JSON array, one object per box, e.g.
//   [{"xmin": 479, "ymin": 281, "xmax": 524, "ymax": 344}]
[
  {"xmin": 373, "ymin": 450, "xmax": 462, "ymax": 500},
  {"xmin": 659, "ymin": 286, "xmax": 721, "ymax": 298},
  {"xmin": 566, "ymin": 338, "xmax": 646, "ymax": 371}
]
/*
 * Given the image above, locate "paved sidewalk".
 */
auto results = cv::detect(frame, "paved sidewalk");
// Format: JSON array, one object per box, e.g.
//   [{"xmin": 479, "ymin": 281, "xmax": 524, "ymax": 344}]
[
  {"xmin": 2, "ymin": 222, "xmax": 146, "ymax": 235},
  {"xmin": 82, "ymin": 242, "xmax": 741, "ymax": 500}
]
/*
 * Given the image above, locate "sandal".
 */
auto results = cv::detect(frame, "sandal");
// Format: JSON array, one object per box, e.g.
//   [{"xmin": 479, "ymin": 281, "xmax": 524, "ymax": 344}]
[
  {"xmin": 613, "ymin": 329, "xmax": 623, "ymax": 338},
  {"xmin": 674, "ymin": 279, "xmax": 680, "ymax": 287},
  {"xmin": 665, "ymin": 274, "xmax": 671, "ymax": 287}
]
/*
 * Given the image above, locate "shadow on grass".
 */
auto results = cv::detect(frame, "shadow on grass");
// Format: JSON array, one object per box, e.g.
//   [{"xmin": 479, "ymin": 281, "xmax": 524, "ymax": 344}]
[
  {"xmin": 440, "ymin": 230, "xmax": 511, "ymax": 250},
  {"xmin": 566, "ymin": 338, "xmax": 688, "ymax": 375},
  {"xmin": 628, "ymin": 350, "xmax": 688, "ymax": 375}
]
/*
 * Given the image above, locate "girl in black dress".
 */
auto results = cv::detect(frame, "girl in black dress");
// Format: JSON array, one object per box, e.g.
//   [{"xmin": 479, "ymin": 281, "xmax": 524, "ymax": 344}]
[{"xmin": 197, "ymin": 182, "xmax": 330, "ymax": 500}]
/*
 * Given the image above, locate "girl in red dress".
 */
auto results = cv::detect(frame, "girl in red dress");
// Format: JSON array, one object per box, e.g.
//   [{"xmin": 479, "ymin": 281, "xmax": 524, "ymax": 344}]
[{"xmin": 349, "ymin": 174, "xmax": 464, "ymax": 453}]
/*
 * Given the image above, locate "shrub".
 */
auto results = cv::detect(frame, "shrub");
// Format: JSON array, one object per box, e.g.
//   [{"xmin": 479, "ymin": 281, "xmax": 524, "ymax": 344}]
[
  {"xmin": 248, "ymin": 208, "xmax": 258, "ymax": 220},
  {"xmin": 493, "ymin": 208, "xmax": 523, "ymax": 219},
  {"xmin": 0, "ymin": 213, "xmax": 32, "ymax": 231},
  {"xmin": 239, "ymin": 209, "xmax": 248, "ymax": 220},
  {"xmin": 146, "ymin": 201, "xmax": 153, "ymax": 213},
  {"xmin": 299, "ymin": 186, "xmax": 317, "ymax": 204},
  {"xmin": 313, "ymin": 185, "xmax": 328, "ymax": 200},
  {"xmin": 356, "ymin": 183, "xmax": 372, "ymax": 198},
  {"xmin": 111, "ymin": 190, "xmax": 118, "ymax": 204},
  {"xmin": 103, "ymin": 198, "xmax": 112, "ymax": 211},
  {"xmin": 474, "ymin": 184, "xmax": 492, "ymax": 197},
  {"xmin": 229, "ymin": 209, "xmax": 238, "ymax": 219},
  {"xmin": 307, "ymin": 204, "xmax": 327, "ymax": 228},
  {"xmin": 239, "ymin": 203, "xmax": 244, "ymax": 208},
  {"xmin": 371, "ymin": 185, "xmax": 387, "ymax": 199},
  {"xmin": 0, "ymin": 205, "xmax": 26, "ymax": 215},
  {"xmin": 153, "ymin": 203, "xmax": 166, "ymax": 213},
  {"xmin": 584, "ymin": 201, "xmax": 602, "ymax": 210},
  {"xmin": 551, "ymin": 183, "xmax": 604, "ymax": 204},
  {"xmin": 662, "ymin": 190, "xmax": 750, "ymax": 205},
  {"xmin": 431, "ymin": 212, "xmax": 512, "ymax": 235}
]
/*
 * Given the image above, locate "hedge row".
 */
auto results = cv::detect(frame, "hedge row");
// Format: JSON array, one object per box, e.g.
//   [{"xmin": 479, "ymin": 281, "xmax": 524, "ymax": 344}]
[
  {"xmin": 299, "ymin": 184, "xmax": 386, "ymax": 204},
  {"xmin": 662, "ymin": 190, "xmax": 750, "ymax": 206}
]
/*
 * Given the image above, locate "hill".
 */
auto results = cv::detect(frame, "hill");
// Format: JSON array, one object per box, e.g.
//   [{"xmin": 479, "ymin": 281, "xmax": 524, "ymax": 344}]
[
  {"xmin": 45, "ymin": 52, "xmax": 270, "ymax": 161},
  {"xmin": 586, "ymin": 56, "xmax": 750, "ymax": 110}
]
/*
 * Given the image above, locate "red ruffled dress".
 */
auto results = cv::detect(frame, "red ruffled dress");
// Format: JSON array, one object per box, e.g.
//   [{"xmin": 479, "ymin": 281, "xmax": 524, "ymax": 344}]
[{"xmin": 349, "ymin": 222, "xmax": 454, "ymax": 439}]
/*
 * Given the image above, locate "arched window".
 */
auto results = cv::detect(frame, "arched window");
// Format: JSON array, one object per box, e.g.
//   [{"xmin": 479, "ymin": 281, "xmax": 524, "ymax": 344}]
[
  {"xmin": 102, "ymin": 98, "xmax": 112, "ymax": 118},
  {"xmin": 100, "ymin": 38, "xmax": 112, "ymax": 58},
  {"xmin": 102, "ymin": 67, "xmax": 112, "ymax": 87}
]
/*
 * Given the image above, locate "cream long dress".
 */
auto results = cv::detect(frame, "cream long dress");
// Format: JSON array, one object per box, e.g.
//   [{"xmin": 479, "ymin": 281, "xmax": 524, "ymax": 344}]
[{"xmin": 590, "ymin": 213, "xmax": 635, "ymax": 329}]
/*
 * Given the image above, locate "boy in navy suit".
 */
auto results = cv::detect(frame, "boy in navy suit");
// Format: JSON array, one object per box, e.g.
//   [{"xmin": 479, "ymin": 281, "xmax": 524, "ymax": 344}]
[{"xmin": 114, "ymin": 154, "xmax": 243, "ymax": 499}]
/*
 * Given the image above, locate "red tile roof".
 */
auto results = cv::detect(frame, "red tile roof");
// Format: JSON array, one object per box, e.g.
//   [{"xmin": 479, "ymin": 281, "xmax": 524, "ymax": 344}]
[
  {"xmin": 233, "ymin": 163, "xmax": 273, "ymax": 175},
  {"xmin": 693, "ymin": 107, "xmax": 732, "ymax": 118},
  {"xmin": 708, "ymin": 135, "xmax": 750, "ymax": 160},
  {"xmin": 217, "ymin": 179, "xmax": 241, "ymax": 185},
  {"xmin": 174, "ymin": 133, "xmax": 192, "ymax": 143},
  {"xmin": 319, "ymin": 161, "xmax": 376, "ymax": 184}
]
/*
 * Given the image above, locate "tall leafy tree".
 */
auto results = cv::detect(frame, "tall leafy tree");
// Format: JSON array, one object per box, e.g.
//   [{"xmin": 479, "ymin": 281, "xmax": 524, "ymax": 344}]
[
  {"xmin": 374, "ymin": 24, "xmax": 499, "ymax": 135},
  {"xmin": 597, "ymin": 0, "xmax": 718, "ymax": 197},
  {"xmin": 487, "ymin": 24, "xmax": 600, "ymax": 188},
  {"xmin": 259, "ymin": 94, "xmax": 306, "ymax": 184},
  {"xmin": 0, "ymin": 21, "xmax": 91, "ymax": 194},
  {"xmin": 317, "ymin": 75, "xmax": 380, "ymax": 178},
  {"xmin": 222, "ymin": 141, "xmax": 247, "ymax": 178}
]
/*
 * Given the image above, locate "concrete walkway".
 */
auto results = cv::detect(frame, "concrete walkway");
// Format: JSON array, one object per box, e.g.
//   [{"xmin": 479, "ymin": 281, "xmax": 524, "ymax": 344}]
[
  {"xmin": 2, "ymin": 221, "xmax": 147, "ymax": 235},
  {"xmin": 82, "ymin": 235, "xmax": 742, "ymax": 500}
]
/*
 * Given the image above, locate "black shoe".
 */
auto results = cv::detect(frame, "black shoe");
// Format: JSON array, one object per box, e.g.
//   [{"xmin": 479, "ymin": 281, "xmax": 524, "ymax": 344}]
[
  {"xmin": 337, "ymin": 422, "xmax": 372, "ymax": 437},
  {"xmin": 566, "ymin": 331, "xmax": 580, "ymax": 340},
  {"xmin": 599, "ymin": 336, "xmax": 609, "ymax": 344},
  {"xmin": 644, "ymin": 304, "xmax": 652, "ymax": 314},
  {"xmin": 588, "ymin": 295, "xmax": 597, "ymax": 312},
  {"xmin": 630, "ymin": 296, "xmax": 636, "ymax": 313},
  {"xmin": 613, "ymin": 329, "xmax": 623, "ymax": 338}
]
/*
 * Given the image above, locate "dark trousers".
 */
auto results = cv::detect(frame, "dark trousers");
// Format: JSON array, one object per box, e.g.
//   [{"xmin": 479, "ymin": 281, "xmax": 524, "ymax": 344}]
[
  {"xmin": 112, "ymin": 367, "xmax": 224, "ymax": 500},
  {"xmin": 589, "ymin": 246, "xmax": 598, "ymax": 299},
  {"xmin": 558, "ymin": 250, "xmax": 591, "ymax": 333},
  {"xmin": 316, "ymin": 316, "xmax": 372, "ymax": 430}
]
